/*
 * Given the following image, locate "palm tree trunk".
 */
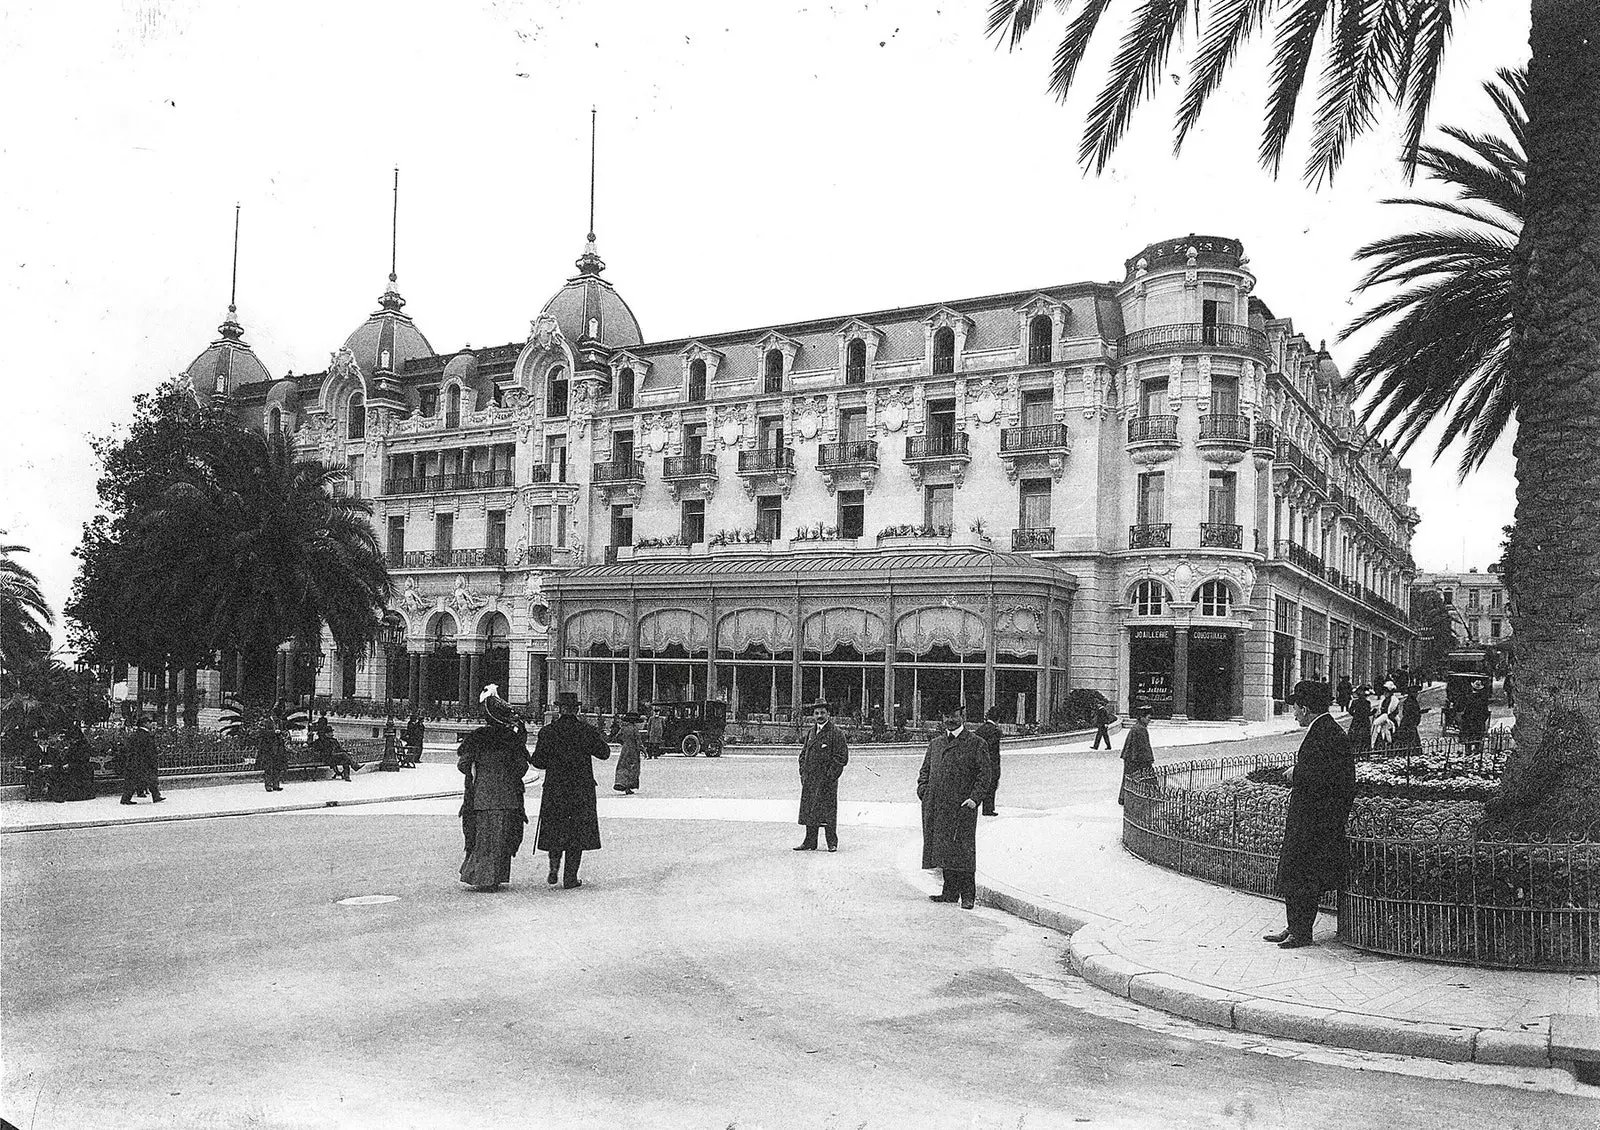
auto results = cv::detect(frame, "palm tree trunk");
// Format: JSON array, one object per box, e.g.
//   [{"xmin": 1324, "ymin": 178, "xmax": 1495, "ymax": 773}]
[
  {"xmin": 1489, "ymin": 0, "xmax": 1600, "ymax": 836},
  {"xmin": 182, "ymin": 661, "xmax": 198, "ymax": 728}
]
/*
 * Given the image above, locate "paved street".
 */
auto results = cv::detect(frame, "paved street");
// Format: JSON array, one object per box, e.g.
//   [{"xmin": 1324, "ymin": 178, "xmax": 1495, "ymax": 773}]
[{"xmin": 3, "ymin": 733, "xmax": 1593, "ymax": 1130}]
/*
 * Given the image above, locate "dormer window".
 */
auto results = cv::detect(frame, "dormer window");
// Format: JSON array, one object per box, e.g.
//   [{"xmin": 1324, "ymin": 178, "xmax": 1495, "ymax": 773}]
[
  {"xmin": 845, "ymin": 339, "xmax": 866, "ymax": 385},
  {"xmin": 688, "ymin": 359, "xmax": 708, "ymax": 403},
  {"xmin": 348, "ymin": 393, "xmax": 365, "ymax": 440},
  {"xmin": 932, "ymin": 327, "xmax": 955, "ymax": 375},
  {"xmin": 445, "ymin": 385, "xmax": 461, "ymax": 429},
  {"xmin": 1028, "ymin": 316, "xmax": 1052, "ymax": 365},
  {"xmin": 268, "ymin": 406, "xmax": 283, "ymax": 435},
  {"xmin": 214, "ymin": 370, "xmax": 226, "ymax": 395},
  {"xmin": 764, "ymin": 350, "xmax": 784, "ymax": 394},
  {"xmin": 419, "ymin": 388, "xmax": 439, "ymax": 418},
  {"xmin": 547, "ymin": 366, "xmax": 569, "ymax": 418},
  {"xmin": 617, "ymin": 367, "xmax": 635, "ymax": 410}
]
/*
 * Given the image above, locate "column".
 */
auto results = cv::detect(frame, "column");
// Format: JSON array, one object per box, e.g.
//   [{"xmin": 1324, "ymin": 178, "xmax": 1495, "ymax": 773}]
[
  {"xmin": 790, "ymin": 588, "xmax": 804, "ymax": 719},
  {"xmin": 627, "ymin": 591, "xmax": 641, "ymax": 711},
  {"xmin": 704, "ymin": 588, "xmax": 718, "ymax": 701},
  {"xmin": 417, "ymin": 651, "xmax": 431, "ymax": 705},
  {"xmin": 457, "ymin": 653, "xmax": 470, "ymax": 707},
  {"xmin": 1172, "ymin": 627, "xmax": 1190, "ymax": 721},
  {"xmin": 468, "ymin": 652, "xmax": 482, "ymax": 703},
  {"xmin": 883, "ymin": 585, "xmax": 897, "ymax": 727},
  {"xmin": 1232, "ymin": 630, "xmax": 1247, "ymax": 718},
  {"xmin": 983, "ymin": 587, "xmax": 997, "ymax": 714}
]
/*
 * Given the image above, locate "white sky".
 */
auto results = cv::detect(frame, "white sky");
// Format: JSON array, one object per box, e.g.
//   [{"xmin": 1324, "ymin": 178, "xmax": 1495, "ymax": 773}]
[{"xmin": 1, "ymin": 0, "xmax": 1527, "ymax": 653}]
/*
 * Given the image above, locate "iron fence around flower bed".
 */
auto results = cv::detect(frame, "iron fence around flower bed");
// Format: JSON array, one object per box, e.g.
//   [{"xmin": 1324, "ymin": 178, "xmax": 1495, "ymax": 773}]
[{"xmin": 1120, "ymin": 745, "xmax": 1600, "ymax": 971}]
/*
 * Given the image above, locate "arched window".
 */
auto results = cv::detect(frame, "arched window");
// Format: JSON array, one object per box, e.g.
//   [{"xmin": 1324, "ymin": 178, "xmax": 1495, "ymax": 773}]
[
  {"xmin": 1028, "ymin": 315, "xmax": 1052, "ymax": 365},
  {"xmin": 546, "ymin": 366, "xmax": 569, "ymax": 418},
  {"xmin": 347, "ymin": 393, "xmax": 365, "ymax": 440},
  {"xmin": 764, "ymin": 349, "xmax": 784, "ymax": 394},
  {"xmin": 688, "ymin": 358, "xmax": 708, "ymax": 402},
  {"xmin": 1194, "ymin": 580, "xmax": 1232, "ymax": 616},
  {"xmin": 445, "ymin": 385, "xmax": 461, "ymax": 428},
  {"xmin": 617, "ymin": 367, "xmax": 635, "ymax": 410},
  {"xmin": 932, "ymin": 326, "xmax": 956, "ymax": 375},
  {"xmin": 845, "ymin": 338, "xmax": 867, "ymax": 385},
  {"xmin": 268, "ymin": 406, "xmax": 282, "ymax": 435},
  {"xmin": 1130, "ymin": 580, "xmax": 1169, "ymax": 616}
]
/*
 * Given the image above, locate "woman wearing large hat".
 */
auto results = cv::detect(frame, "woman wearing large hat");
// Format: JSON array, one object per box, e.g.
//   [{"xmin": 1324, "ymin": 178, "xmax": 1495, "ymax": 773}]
[{"xmin": 456, "ymin": 685, "xmax": 532, "ymax": 892}]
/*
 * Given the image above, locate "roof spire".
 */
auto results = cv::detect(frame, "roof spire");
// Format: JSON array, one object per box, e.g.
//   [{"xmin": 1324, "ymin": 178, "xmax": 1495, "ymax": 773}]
[
  {"xmin": 380, "ymin": 166, "xmax": 406, "ymax": 312},
  {"xmin": 576, "ymin": 107, "xmax": 605, "ymax": 277},
  {"xmin": 219, "ymin": 203, "xmax": 244, "ymax": 341}
]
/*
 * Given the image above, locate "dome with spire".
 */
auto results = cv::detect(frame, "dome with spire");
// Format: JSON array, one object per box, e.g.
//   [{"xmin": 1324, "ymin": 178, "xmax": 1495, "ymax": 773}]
[
  {"xmin": 539, "ymin": 234, "xmax": 643, "ymax": 349},
  {"xmin": 183, "ymin": 305, "xmax": 272, "ymax": 402},
  {"xmin": 340, "ymin": 273, "xmax": 435, "ymax": 376}
]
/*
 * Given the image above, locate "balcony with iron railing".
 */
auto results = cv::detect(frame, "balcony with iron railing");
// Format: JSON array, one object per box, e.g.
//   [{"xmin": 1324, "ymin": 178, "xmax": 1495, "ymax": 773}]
[
  {"xmin": 592, "ymin": 458, "xmax": 647, "ymax": 484},
  {"xmin": 1127, "ymin": 415, "xmax": 1179, "ymax": 445},
  {"xmin": 1128, "ymin": 523, "xmax": 1171, "ymax": 550},
  {"xmin": 905, "ymin": 432, "xmax": 970, "ymax": 462},
  {"xmin": 1199, "ymin": 522, "xmax": 1243, "ymax": 549},
  {"xmin": 389, "ymin": 547, "xmax": 508, "ymax": 570},
  {"xmin": 527, "ymin": 462, "xmax": 555, "ymax": 484},
  {"xmin": 1120, "ymin": 322, "xmax": 1271, "ymax": 361},
  {"xmin": 817, "ymin": 440, "xmax": 878, "ymax": 469},
  {"xmin": 1000, "ymin": 423, "xmax": 1071, "ymax": 454},
  {"xmin": 737, "ymin": 448, "xmax": 796, "ymax": 474},
  {"xmin": 1011, "ymin": 527, "xmax": 1056, "ymax": 552},
  {"xmin": 1027, "ymin": 342, "xmax": 1052, "ymax": 366},
  {"xmin": 662, "ymin": 454, "xmax": 717, "ymax": 479},
  {"xmin": 331, "ymin": 480, "xmax": 366, "ymax": 499},
  {"xmin": 1277, "ymin": 540, "xmax": 1326, "ymax": 579},
  {"xmin": 1197, "ymin": 413, "xmax": 1251, "ymax": 443},
  {"xmin": 1252, "ymin": 421, "xmax": 1276, "ymax": 449},
  {"xmin": 385, "ymin": 469, "xmax": 515, "ymax": 495}
]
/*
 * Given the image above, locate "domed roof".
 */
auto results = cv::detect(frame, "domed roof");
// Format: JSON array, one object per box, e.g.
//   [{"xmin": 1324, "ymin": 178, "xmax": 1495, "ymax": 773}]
[
  {"xmin": 183, "ymin": 307, "xmax": 273, "ymax": 401},
  {"xmin": 539, "ymin": 236, "xmax": 642, "ymax": 349},
  {"xmin": 341, "ymin": 274, "xmax": 435, "ymax": 374}
]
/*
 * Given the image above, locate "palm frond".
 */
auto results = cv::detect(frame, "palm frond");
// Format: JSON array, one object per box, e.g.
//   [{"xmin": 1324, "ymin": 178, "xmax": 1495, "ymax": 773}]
[
  {"xmin": 1044, "ymin": 0, "xmax": 1117, "ymax": 104},
  {"xmin": 1259, "ymin": 0, "xmax": 1333, "ymax": 176},
  {"xmin": 1173, "ymin": 0, "xmax": 1272, "ymax": 151},
  {"xmin": 1081, "ymin": 0, "xmax": 1191, "ymax": 174},
  {"xmin": 1305, "ymin": 0, "xmax": 1394, "ymax": 186},
  {"xmin": 1397, "ymin": 0, "xmax": 1455, "ymax": 178},
  {"xmin": 986, "ymin": 0, "xmax": 1054, "ymax": 49}
]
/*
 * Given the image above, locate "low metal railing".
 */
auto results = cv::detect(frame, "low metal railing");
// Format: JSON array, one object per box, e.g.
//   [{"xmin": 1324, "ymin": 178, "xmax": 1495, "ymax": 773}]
[
  {"xmin": 592, "ymin": 459, "xmax": 646, "ymax": 483},
  {"xmin": 817, "ymin": 441, "xmax": 878, "ymax": 468},
  {"xmin": 906, "ymin": 433, "xmax": 969, "ymax": 460},
  {"xmin": 1121, "ymin": 322, "xmax": 1271, "ymax": 358},
  {"xmin": 1128, "ymin": 523, "xmax": 1171, "ymax": 549},
  {"xmin": 1127, "ymin": 415, "xmax": 1178, "ymax": 443},
  {"xmin": 663, "ymin": 454, "xmax": 717, "ymax": 478},
  {"xmin": 386, "ymin": 469, "xmax": 514, "ymax": 495},
  {"xmin": 738, "ymin": 448, "xmax": 795, "ymax": 473},
  {"xmin": 1199, "ymin": 522, "xmax": 1242, "ymax": 549},
  {"xmin": 1000, "ymin": 424, "xmax": 1070, "ymax": 453},
  {"xmin": 1198, "ymin": 413, "xmax": 1251, "ymax": 442},
  {"xmin": 1012, "ymin": 527, "xmax": 1056, "ymax": 552}
]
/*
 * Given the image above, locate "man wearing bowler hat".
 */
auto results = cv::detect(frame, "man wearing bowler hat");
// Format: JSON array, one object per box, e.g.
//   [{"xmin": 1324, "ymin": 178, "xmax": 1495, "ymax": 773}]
[
  {"xmin": 531, "ymin": 691, "xmax": 611, "ymax": 888},
  {"xmin": 1266, "ymin": 679, "xmax": 1356, "ymax": 949},
  {"xmin": 795, "ymin": 699, "xmax": 849, "ymax": 852}
]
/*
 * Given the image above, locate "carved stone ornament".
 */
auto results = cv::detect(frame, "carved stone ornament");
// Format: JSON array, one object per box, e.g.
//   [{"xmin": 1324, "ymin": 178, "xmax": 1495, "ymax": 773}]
[
  {"xmin": 530, "ymin": 313, "xmax": 561, "ymax": 352},
  {"xmin": 401, "ymin": 576, "xmax": 430, "ymax": 613},
  {"xmin": 451, "ymin": 576, "xmax": 487, "ymax": 613},
  {"xmin": 795, "ymin": 405, "xmax": 822, "ymax": 440},
  {"xmin": 717, "ymin": 408, "xmax": 744, "ymax": 449},
  {"xmin": 880, "ymin": 401, "xmax": 908, "ymax": 433},
  {"xmin": 646, "ymin": 420, "xmax": 672, "ymax": 453}
]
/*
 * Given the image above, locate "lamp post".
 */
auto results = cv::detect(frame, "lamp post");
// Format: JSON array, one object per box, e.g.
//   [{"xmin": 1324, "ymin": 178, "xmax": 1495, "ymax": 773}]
[{"xmin": 378, "ymin": 619, "xmax": 406, "ymax": 772}]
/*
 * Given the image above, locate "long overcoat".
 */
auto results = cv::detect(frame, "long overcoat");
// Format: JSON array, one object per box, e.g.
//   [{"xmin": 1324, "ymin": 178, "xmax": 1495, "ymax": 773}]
[
  {"xmin": 974, "ymin": 719, "xmax": 1002, "ymax": 803},
  {"xmin": 122, "ymin": 727, "xmax": 160, "ymax": 788},
  {"xmin": 613, "ymin": 723, "xmax": 641, "ymax": 791},
  {"xmin": 1276, "ymin": 713, "xmax": 1357, "ymax": 899},
  {"xmin": 1346, "ymin": 696, "xmax": 1372, "ymax": 754},
  {"xmin": 531, "ymin": 714, "xmax": 611, "ymax": 852},
  {"xmin": 917, "ymin": 729, "xmax": 992, "ymax": 870},
  {"xmin": 797, "ymin": 721, "xmax": 849, "ymax": 826},
  {"xmin": 457, "ymin": 724, "xmax": 531, "ymax": 853},
  {"xmin": 1117, "ymin": 722, "xmax": 1156, "ymax": 805}
]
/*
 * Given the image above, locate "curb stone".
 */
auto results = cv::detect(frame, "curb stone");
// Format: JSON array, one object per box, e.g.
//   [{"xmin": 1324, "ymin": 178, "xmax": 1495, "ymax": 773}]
[
  {"xmin": 0, "ymin": 790, "xmax": 461, "ymax": 834},
  {"xmin": 1127, "ymin": 972, "xmax": 1245, "ymax": 1029}
]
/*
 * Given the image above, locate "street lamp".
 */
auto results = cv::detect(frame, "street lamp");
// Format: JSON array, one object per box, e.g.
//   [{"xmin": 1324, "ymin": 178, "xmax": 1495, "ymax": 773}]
[{"xmin": 378, "ymin": 618, "xmax": 406, "ymax": 772}]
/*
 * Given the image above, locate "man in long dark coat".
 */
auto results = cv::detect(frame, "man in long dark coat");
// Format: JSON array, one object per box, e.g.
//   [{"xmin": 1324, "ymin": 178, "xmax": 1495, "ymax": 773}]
[
  {"xmin": 974, "ymin": 705, "xmax": 1003, "ymax": 816},
  {"xmin": 531, "ymin": 691, "xmax": 610, "ymax": 888},
  {"xmin": 795, "ymin": 700, "xmax": 849, "ymax": 851},
  {"xmin": 1266, "ymin": 680, "xmax": 1357, "ymax": 949},
  {"xmin": 918, "ymin": 705, "xmax": 993, "ymax": 909},
  {"xmin": 257, "ymin": 713, "xmax": 287, "ymax": 792},
  {"xmin": 457, "ymin": 688, "xmax": 532, "ymax": 892},
  {"xmin": 118, "ymin": 713, "xmax": 164, "ymax": 804},
  {"xmin": 1117, "ymin": 706, "xmax": 1155, "ymax": 805}
]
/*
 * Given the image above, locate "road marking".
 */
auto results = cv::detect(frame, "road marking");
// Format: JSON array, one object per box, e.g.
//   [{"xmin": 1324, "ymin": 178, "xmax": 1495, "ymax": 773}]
[{"xmin": 336, "ymin": 894, "xmax": 400, "ymax": 906}]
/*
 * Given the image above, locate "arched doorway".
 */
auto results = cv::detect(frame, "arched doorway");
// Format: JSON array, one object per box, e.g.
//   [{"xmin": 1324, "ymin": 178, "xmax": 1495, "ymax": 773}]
[
  {"xmin": 427, "ymin": 612, "xmax": 459, "ymax": 705},
  {"xmin": 481, "ymin": 612, "xmax": 511, "ymax": 700}
]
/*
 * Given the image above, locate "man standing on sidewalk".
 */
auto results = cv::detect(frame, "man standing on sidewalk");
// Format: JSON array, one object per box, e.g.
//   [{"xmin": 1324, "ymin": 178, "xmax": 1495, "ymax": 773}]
[
  {"xmin": 531, "ymin": 691, "xmax": 610, "ymax": 889},
  {"xmin": 118, "ymin": 713, "xmax": 163, "ymax": 805},
  {"xmin": 918, "ymin": 704, "xmax": 993, "ymax": 910},
  {"xmin": 1266, "ymin": 680, "xmax": 1356, "ymax": 949},
  {"xmin": 1090, "ymin": 701, "xmax": 1114, "ymax": 750},
  {"xmin": 974, "ymin": 706, "xmax": 1003, "ymax": 816},
  {"xmin": 795, "ymin": 700, "xmax": 849, "ymax": 852}
]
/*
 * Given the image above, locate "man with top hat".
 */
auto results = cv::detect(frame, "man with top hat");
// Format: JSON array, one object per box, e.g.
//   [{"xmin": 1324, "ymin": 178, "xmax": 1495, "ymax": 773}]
[
  {"xmin": 918, "ymin": 704, "xmax": 993, "ymax": 909},
  {"xmin": 1266, "ymin": 680, "xmax": 1357, "ymax": 949},
  {"xmin": 795, "ymin": 699, "xmax": 849, "ymax": 852},
  {"xmin": 118, "ymin": 710, "xmax": 164, "ymax": 805},
  {"xmin": 531, "ymin": 691, "xmax": 610, "ymax": 889},
  {"xmin": 456, "ymin": 685, "xmax": 532, "ymax": 892}
]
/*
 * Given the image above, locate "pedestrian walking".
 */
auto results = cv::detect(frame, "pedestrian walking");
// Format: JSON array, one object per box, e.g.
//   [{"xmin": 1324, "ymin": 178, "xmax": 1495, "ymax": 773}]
[
  {"xmin": 1394, "ymin": 681, "xmax": 1423, "ymax": 755},
  {"xmin": 1346, "ymin": 685, "xmax": 1373, "ymax": 756},
  {"xmin": 1335, "ymin": 675, "xmax": 1353, "ymax": 714},
  {"xmin": 1090, "ymin": 702, "xmax": 1114, "ymax": 750},
  {"xmin": 530, "ymin": 691, "xmax": 610, "ymax": 889},
  {"xmin": 257, "ymin": 712, "xmax": 287, "ymax": 792},
  {"xmin": 403, "ymin": 713, "xmax": 425, "ymax": 768},
  {"xmin": 1265, "ymin": 680, "xmax": 1356, "ymax": 949},
  {"xmin": 974, "ymin": 705, "xmax": 1003, "ymax": 816},
  {"xmin": 645, "ymin": 705, "xmax": 666, "ymax": 757},
  {"xmin": 1117, "ymin": 706, "xmax": 1156, "ymax": 805},
  {"xmin": 918, "ymin": 704, "xmax": 993, "ymax": 910},
  {"xmin": 1459, "ymin": 679, "xmax": 1491, "ymax": 759},
  {"xmin": 118, "ymin": 713, "xmax": 164, "ymax": 805},
  {"xmin": 613, "ymin": 712, "xmax": 642, "ymax": 795},
  {"xmin": 1503, "ymin": 669, "xmax": 1515, "ymax": 709},
  {"xmin": 457, "ymin": 687, "xmax": 532, "ymax": 892},
  {"xmin": 794, "ymin": 699, "xmax": 849, "ymax": 852}
]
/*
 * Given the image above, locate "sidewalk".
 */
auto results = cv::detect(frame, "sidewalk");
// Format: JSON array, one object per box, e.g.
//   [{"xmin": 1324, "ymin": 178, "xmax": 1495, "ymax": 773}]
[{"xmin": 974, "ymin": 801, "xmax": 1597, "ymax": 1070}]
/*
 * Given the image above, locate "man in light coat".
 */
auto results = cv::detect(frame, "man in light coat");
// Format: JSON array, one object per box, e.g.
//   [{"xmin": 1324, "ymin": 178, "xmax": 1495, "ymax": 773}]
[
  {"xmin": 918, "ymin": 705, "xmax": 993, "ymax": 909},
  {"xmin": 795, "ymin": 700, "xmax": 849, "ymax": 852}
]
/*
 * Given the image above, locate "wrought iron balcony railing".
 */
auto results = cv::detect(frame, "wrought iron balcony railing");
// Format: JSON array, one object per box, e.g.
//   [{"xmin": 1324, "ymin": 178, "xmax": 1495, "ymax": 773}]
[
  {"xmin": 817, "ymin": 441, "xmax": 878, "ymax": 469},
  {"xmin": 1199, "ymin": 523, "xmax": 1243, "ymax": 549},
  {"xmin": 390, "ymin": 547, "xmax": 508, "ymax": 569},
  {"xmin": 1127, "ymin": 415, "xmax": 1179, "ymax": 443},
  {"xmin": 527, "ymin": 463, "xmax": 554, "ymax": 483},
  {"xmin": 1121, "ymin": 322, "xmax": 1271, "ymax": 359},
  {"xmin": 737, "ymin": 448, "xmax": 795, "ymax": 473},
  {"xmin": 1027, "ymin": 343, "xmax": 1052, "ymax": 365},
  {"xmin": 663, "ymin": 454, "xmax": 717, "ymax": 479},
  {"xmin": 592, "ymin": 459, "xmax": 646, "ymax": 483},
  {"xmin": 1253, "ymin": 421, "xmax": 1276, "ymax": 449},
  {"xmin": 1012, "ymin": 527, "xmax": 1056, "ymax": 552},
  {"xmin": 1000, "ymin": 424, "xmax": 1071, "ymax": 453},
  {"xmin": 1129, "ymin": 523, "xmax": 1171, "ymax": 550},
  {"xmin": 1198, "ymin": 413, "xmax": 1251, "ymax": 442},
  {"xmin": 1278, "ymin": 540, "xmax": 1327, "ymax": 579},
  {"xmin": 385, "ymin": 469, "xmax": 514, "ymax": 495},
  {"xmin": 905, "ymin": 433, "xmax": 970, "ymax": 460}
]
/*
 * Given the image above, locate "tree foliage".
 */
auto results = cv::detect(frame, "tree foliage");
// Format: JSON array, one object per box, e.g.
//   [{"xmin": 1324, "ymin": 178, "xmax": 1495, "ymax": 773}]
[{"xmin": 0, "ymin": 538, "xmax": 53, "ymax": 677}]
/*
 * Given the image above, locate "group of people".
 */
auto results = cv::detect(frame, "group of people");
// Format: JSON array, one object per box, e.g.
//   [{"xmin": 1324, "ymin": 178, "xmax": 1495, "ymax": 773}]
[
  {"xmin": 1336, "ymin": 673, "xmax": 1424, "ymax": 755},
  {"xmin": 8, "ymin": 713, "xmax": 163, "ymax": 804}
]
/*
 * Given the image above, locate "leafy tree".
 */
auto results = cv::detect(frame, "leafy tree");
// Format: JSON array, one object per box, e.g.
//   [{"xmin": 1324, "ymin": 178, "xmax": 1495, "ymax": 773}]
[
  {"xmin": 1407, "ymin": 589, "xmax": 1455, "ymax": 685},
  {"xmin": 989, "ymin": 0, "xmax": 1600, "ymax": 836}
]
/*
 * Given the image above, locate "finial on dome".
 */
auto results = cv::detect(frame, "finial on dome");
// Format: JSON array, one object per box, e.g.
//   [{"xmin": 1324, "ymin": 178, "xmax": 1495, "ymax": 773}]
[
  {"xmin": 380, "ymin": 167, "xmax": 407, "ymax": 311},
  {"xmin": 218, "ymin": 203, "xmax": 245, "ymax": 340},
  {"xmin": 575, "ymin": 108, "xmax": 606, "ymax": 277}
]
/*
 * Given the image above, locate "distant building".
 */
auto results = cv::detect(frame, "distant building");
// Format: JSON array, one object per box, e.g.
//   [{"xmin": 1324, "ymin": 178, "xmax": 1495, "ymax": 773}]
[
  {"xmin": 1412, "ymin": 567, "xmax": 1513, "ymax": 651},
  {"xmin": 172, "ymin": 226, "xmax": 1418, "ymax": 724}
]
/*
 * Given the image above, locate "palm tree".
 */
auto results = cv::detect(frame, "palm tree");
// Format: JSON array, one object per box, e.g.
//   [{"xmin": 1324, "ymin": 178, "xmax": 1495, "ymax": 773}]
[
  {"xmin": 989, "ymin": 1, "xmax": 1600, "ymax": 832},
  {"xmin": 0, "ymin": 538, "xmax": 53, "ymax": 679},
  {"xmin": 142, "ymin": 428, "xmax": 392, "ymax": 706},
  {"xmin": 1341, "ymin": 67, "xmax": 1524, "ymax": 481}
]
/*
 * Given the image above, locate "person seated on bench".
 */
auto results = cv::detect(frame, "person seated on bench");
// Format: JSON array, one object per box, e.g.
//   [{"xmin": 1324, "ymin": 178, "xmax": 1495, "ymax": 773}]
[{"xmin": 310, "ymin": 711, "xmax": 361, "ymax": 781}]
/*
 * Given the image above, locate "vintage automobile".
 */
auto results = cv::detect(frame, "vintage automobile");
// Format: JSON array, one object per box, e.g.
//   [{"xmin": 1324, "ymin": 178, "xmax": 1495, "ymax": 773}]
[{"xmin": 642, "ymin": 700, "xmax": 728, "ymax": 757}]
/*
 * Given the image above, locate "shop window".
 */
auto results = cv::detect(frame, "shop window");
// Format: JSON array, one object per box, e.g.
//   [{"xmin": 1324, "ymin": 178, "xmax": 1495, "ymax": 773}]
[
  {"xmin": 1130, "ymin": 580, "xmax": 1169, "ymax": 616},
  {"xmin": 1194, "ymin": 580, "xmax": 1232, "ymax": 616},
  {"xmin": 932, "ymin": 326, "xmax": 955, "ymax": 375}
]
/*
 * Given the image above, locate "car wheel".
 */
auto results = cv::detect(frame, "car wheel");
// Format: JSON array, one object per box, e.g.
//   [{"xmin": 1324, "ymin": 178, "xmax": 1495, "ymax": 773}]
[{"xmin": 679, "ymin": 733, "xmax": 701, "ymax": 757}]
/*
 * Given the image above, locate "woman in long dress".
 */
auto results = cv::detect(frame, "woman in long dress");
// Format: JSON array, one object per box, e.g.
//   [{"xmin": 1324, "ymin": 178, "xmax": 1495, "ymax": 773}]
[
  {"xmin": 457, "ymin": 689, "xmax": 531, "ymax": 892},
  {"xmin": 1346, "ymin": 686, "xmax": 1373, "ymax": 756},
  {"xmin": 613, "ymin": 712, "xmax": 642, "ymax": 795}
]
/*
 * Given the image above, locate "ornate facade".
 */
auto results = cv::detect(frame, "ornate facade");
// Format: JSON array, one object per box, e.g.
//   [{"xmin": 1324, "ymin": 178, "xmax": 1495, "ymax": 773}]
[{"xmin": 181, "ymin": 230, "xmax": 1417, "ymax": 724}]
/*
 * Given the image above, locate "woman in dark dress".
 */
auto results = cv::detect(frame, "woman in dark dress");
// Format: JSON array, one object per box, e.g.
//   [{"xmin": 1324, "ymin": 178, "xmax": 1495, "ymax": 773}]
[
  {"xmin": 457, "ymin": 689, "xmax": 531, "ymax": 892},
  {"xmin": 612, "ymin": 712, "xmax": 642, "ymax": 795},
  {"xmin": 1117, "ymin": 707, "xmax": 1156, "ymax": 805},
  {"xmin": 1346, "ymin": 686, "xmax": 1373, "ymax": 756}
]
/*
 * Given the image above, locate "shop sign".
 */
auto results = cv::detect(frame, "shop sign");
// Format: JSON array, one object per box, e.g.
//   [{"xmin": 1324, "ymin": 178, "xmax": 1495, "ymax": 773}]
[
  {"xmin": 1191, "ymin": 629, "xmax": 1233, "ymax": 643},
  {"xmin": 1131, "ymin": 628, "xmax": 1174, "ymax": 642}
]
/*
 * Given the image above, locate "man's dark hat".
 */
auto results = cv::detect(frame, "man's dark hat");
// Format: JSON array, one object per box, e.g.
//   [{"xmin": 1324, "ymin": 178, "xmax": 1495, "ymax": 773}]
[
  {"xmin": 622, "ymin": 711, "xmax": 643, "ymax": 723},
  {"xmin": 1291, "ymin": 680, "xmax": 1333, "ymax": 713},
  {"xmin": 555, "ymin": 690, "xmax": 581, "ymax": 711},
  {"xmin": 809, "ymin": 699, "xmax": 833, "ymax": 713}
]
